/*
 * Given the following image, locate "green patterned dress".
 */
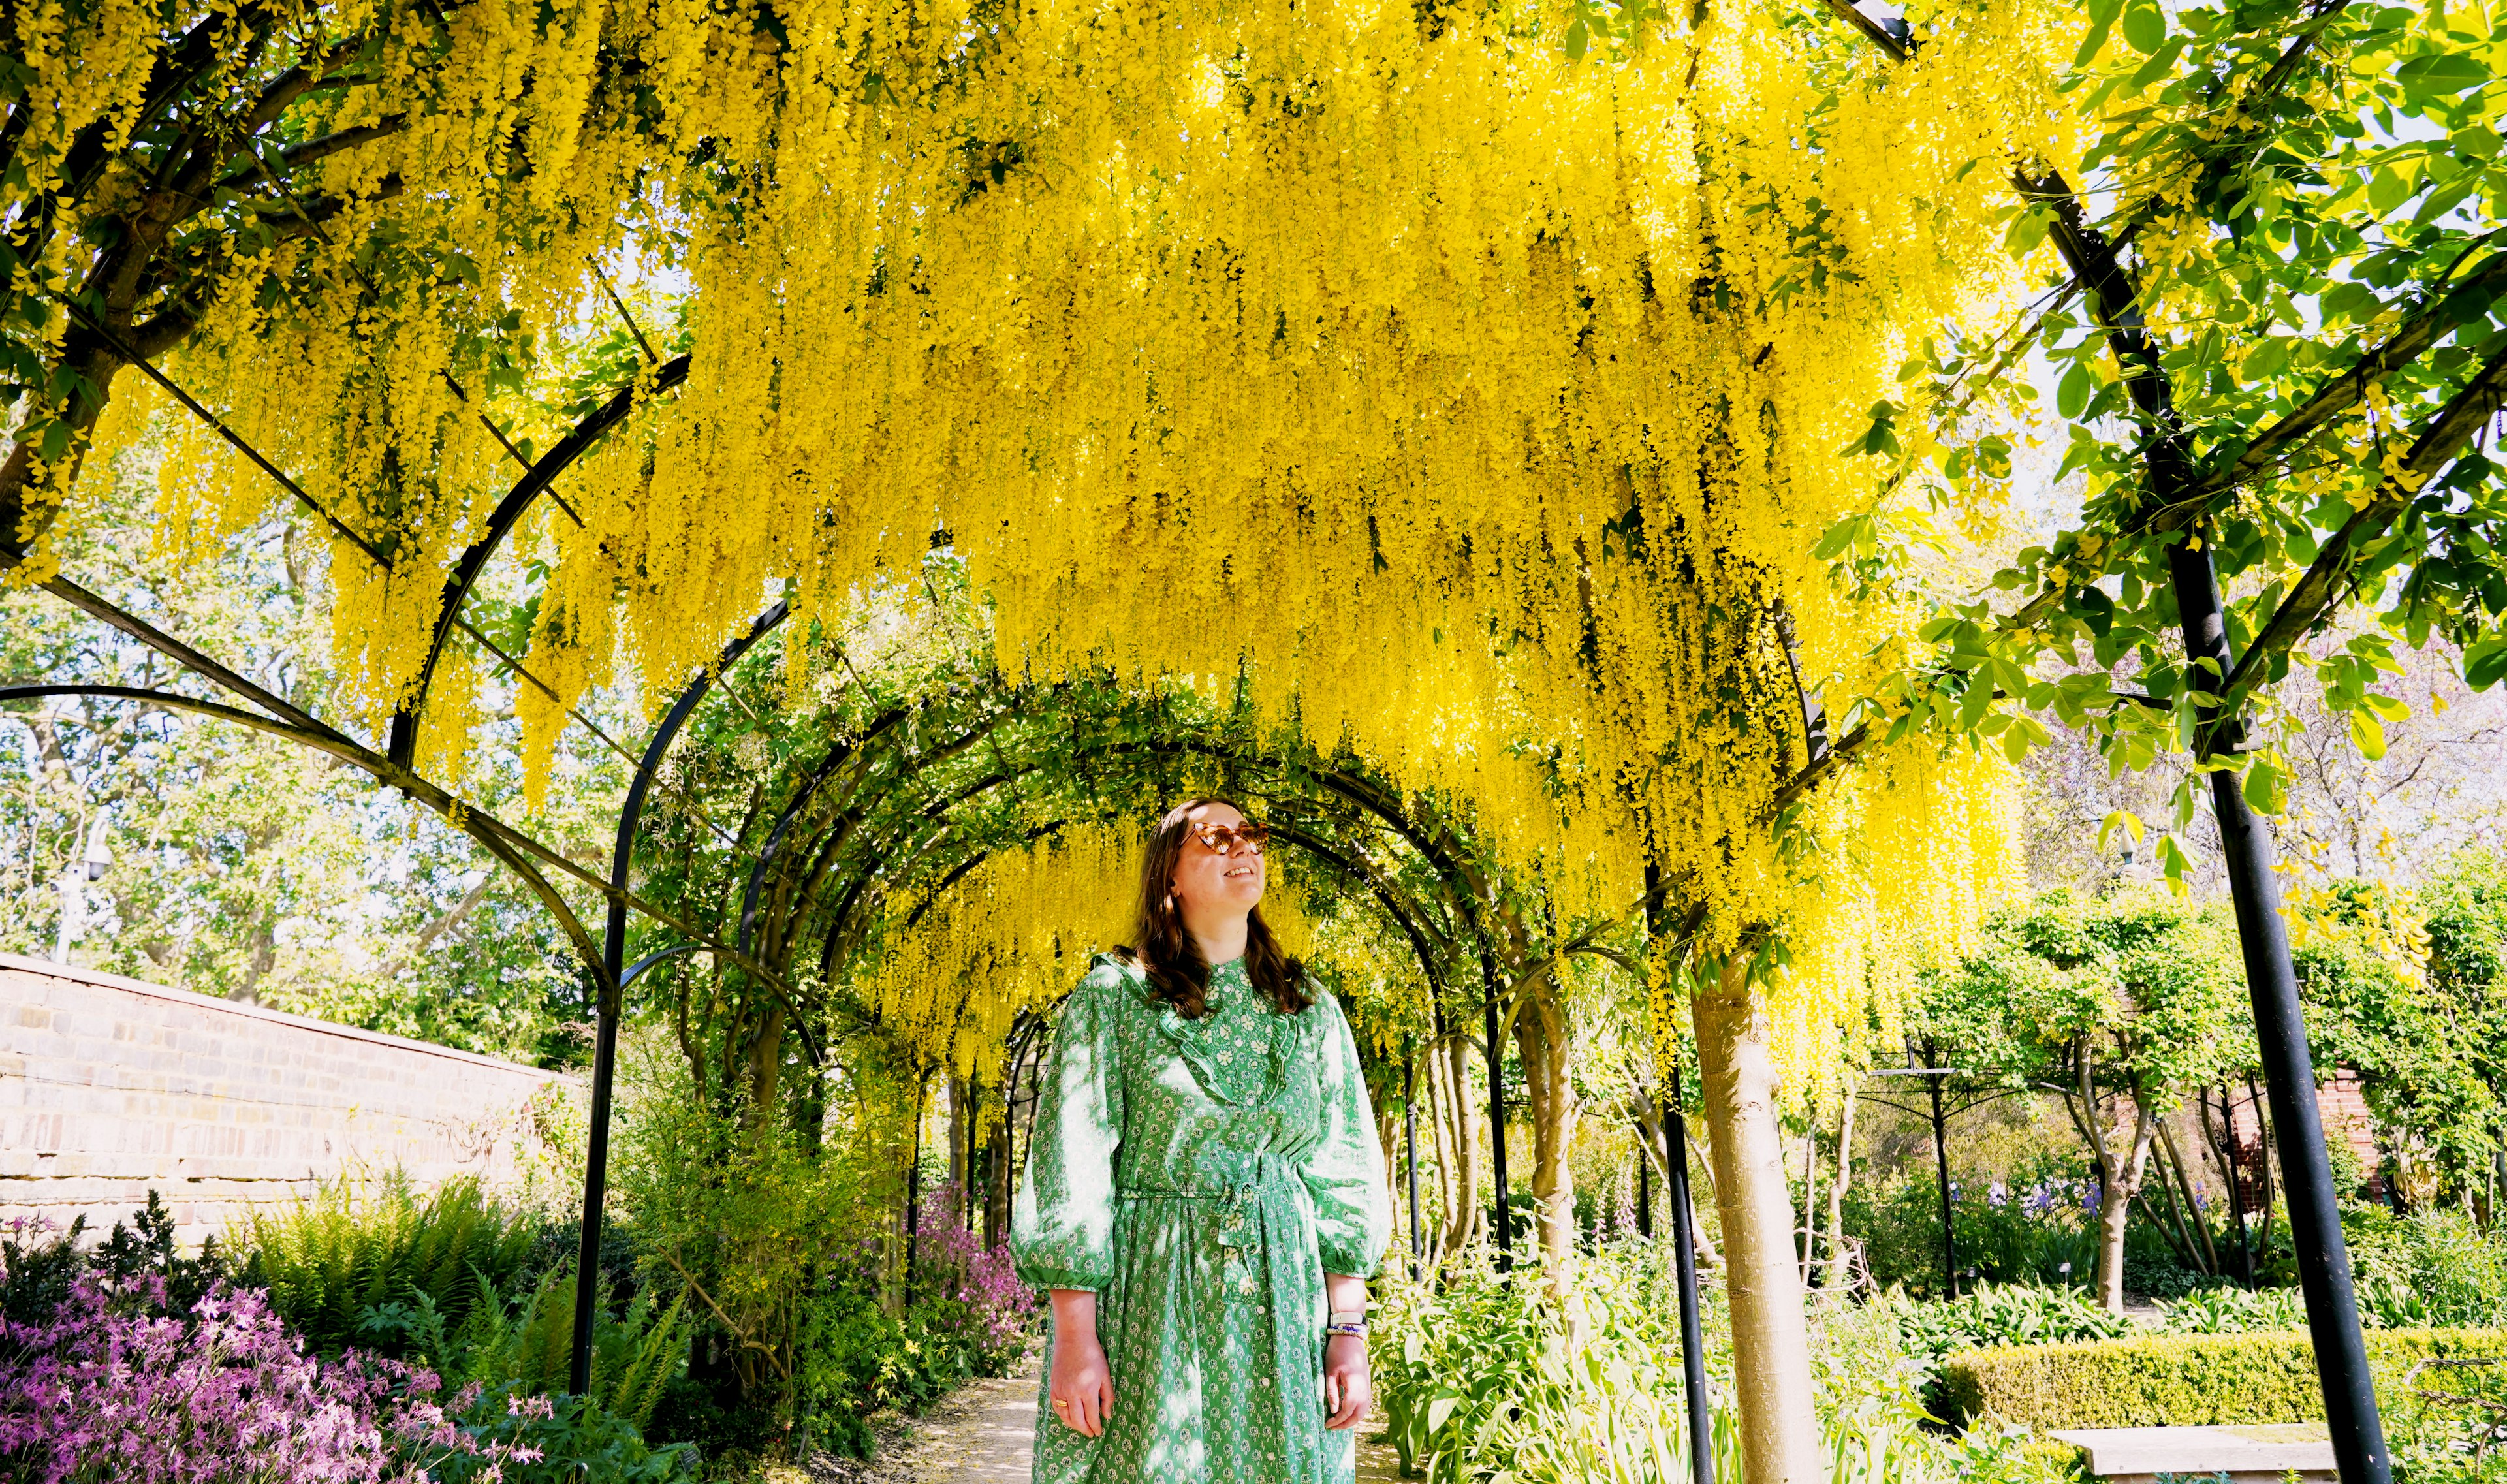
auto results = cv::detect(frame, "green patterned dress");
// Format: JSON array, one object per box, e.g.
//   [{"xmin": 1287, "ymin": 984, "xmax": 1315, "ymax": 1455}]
[{"xmin": 1010, "ymin": 952, "xmax": 1391, "ymax": 1484}]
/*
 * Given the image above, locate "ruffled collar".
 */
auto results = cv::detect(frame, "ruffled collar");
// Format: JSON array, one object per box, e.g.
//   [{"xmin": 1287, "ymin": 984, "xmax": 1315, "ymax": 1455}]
[{"xmin": 1148, "ymin": 958, "xmax": 1307, "ymax": 1107}]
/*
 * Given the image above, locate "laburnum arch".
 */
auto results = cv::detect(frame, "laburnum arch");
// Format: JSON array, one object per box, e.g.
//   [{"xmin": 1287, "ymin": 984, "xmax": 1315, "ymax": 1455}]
[
  {"xmin": 14, "ymin": 0, "xmax": 2450, "ymax": 1478},
  {"xmin": 7, "ymin": 332, "xmax": 1727, "ymax": 1402},
  {"xmin": 7, "ymin": 3, "xmax": 2062, "ymax": 1473}
]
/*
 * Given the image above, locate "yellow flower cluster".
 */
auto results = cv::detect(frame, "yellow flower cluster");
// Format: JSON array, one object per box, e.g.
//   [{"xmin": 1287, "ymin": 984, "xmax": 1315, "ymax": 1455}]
[
  {"xmin": 856, "ymin": 825, "xmax": 1143, "ymax": 1082},
  {"xmin": 55, "ymin": 0, "xmax": 2077, "ymax": 1056},
  {"xmin": 561, "ymin": 0, "xmax": 2067, "ymax": 940}
]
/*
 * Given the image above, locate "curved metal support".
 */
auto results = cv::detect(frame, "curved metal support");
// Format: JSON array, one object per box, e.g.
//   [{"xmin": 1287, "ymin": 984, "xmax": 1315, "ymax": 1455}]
[
  {"xmin": 622, "ymin": 942, "xmax": 707, "ymax": 988},
  {"xmin": 390, "ymin": 354, "xmax": 693, "ymax": 767},
  {"xmin": 736, "ymin": 740, "xmax": 863, "ymax": 958},
  {"xmin": 571, "ymin": 594, "xmax": 783, "ymax": 1395},
  {"xmin": 0, "ymin": 684, "xmax": 325, "ymax": 743}
]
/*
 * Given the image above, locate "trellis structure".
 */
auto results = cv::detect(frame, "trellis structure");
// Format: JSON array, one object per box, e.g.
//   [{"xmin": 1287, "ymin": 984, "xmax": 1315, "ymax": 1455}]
[{"xmin": 16, "ymin": 0, "xmax": 2491, "ymax": 1477}]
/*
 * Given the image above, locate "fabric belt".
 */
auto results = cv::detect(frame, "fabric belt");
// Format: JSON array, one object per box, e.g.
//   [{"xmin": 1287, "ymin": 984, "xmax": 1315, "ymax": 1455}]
[{"xmin": 1114, "ymin": 1151, "xmax": 1297, "ymax": 1201}]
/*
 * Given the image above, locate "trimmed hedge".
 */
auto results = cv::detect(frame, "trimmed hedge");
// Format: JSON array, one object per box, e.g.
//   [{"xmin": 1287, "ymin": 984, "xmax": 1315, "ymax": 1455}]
[{"xmin": 1940, "ymin": 1326, "xmax": 2507, "ymax": 1429}]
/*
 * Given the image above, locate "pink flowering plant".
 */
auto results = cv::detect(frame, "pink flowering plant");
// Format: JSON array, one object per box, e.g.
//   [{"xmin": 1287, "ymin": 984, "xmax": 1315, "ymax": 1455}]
[
  {"xmin": 0, "ymin": 1273, "xmax": 544, "ymax": 1483},
  {"xmin": 1, "ymin": 1207, "xmax": 689, "ymax": 1484},
  {"xmin": 906, "ymin": 1182, "xmax": 1039, "ymax": 1367}
]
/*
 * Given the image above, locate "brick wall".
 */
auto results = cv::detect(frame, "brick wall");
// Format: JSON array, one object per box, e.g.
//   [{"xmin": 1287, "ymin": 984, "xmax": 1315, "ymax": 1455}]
[{"xmin": 0, "ymin": 953, "xmax": 576, "ymax": 1248}]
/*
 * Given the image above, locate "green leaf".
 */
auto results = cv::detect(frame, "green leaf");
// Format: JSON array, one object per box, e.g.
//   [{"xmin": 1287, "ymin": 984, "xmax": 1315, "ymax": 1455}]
[
  {"xmin": 2350, "ymin": 708, "xmax": 2389, "ymax": 761},
  {"xmin": 2158, "ymin": 833, "xmax": 2194, "ymax": 891},
  {"xmin": 2242, "ymin": 755, "xmax": 2288, "ymax": 815},
  {"xmin": 2396, "ymin": 52, "xmax": 2489, "ymax": 98},
  {"xmin": 2362, "ymin": 692, "xmax": 2410, "ymax": 722},
  {"xmin": 2057, "ymin": 360, "xmax": 2092, "ymax": 420},
  {"xmin": 2464, "ymin": 637, "xmax": 2507, "ymax": 690},
  {"xmin": 1563, "ymin": 16, "xmax": 1587, "ymax": 60},
  {"xmin": 2075, "ymin": 0, "xmax": 2123, "ymax": 66},
  {"xmin": 1814, "ymin": 512, "xmax": 1875, "ymax": 561},
  {"xmin": 2119, "ymin": 0, "xmax": 2164, "ymax": 54},
  {"xmin": 2098, "ymin": 809, "xmax": 2145, "ymax": 853}
]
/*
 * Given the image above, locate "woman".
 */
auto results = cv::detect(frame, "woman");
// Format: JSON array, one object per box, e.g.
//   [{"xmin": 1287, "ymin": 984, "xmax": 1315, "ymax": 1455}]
[{"xmin": 1011, "ymin": 798, "xmax": 1392, "ymax": 1484}]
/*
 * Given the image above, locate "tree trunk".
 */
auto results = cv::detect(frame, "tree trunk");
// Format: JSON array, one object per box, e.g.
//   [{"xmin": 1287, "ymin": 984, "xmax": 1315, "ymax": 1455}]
[
  {"xmin": 2090, "ymin": 1098, "xmax": 2158, "ymax": 1312},
  {"xmin": 1, "ymin": 337, "xmax": 124, "ymax": 559},
  {"xmin": 1823, "ymin": 1084, "xmax": 1857, "ymax": 1294},
  {"xmin": 1515, "ymin": 977, "xmax": 1581, "ymax": 1307},
  {"xmin": 1432, "ymin": 1029, "xmax": 1483, "ymax": 1267},
  {"xmin": 1692, "ymin": 953, "xmax": 1821, "ymax": 1484}
]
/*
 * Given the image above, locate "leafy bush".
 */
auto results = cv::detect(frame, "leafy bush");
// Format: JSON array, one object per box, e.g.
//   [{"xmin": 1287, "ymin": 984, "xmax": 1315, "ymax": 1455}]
[
  {"xmin": 1, "ymin": 1193, "xmax": 229, "ymax": 1336},
  {"xmin": 1878, "ymin": 1282, "xmax": 2132, "ymax": 1419},
  {"xmin": 1889, "ymin": 1283, "xmax": 2135, "ymax": 1368},
  {"xmin": 791, "ymin": 1203, "xmax": 1037, "ymax": 1462},
  {"xmin": 2154, "ymin": 1286, "xmax": 2306, "ymax": 1334},
  {"xmin": 0, "ymin": 1276, "xmax": 544, "ymax": 1484},
  {"xmin": 2389, "ymin": 1353, "xmax": 2507, "ymax": 1484},
  {"xmin": 358, "ymin": 1265, "xmax": 691, "ymax": 1430},
  {"xmin": 244, "ymin": 1171, "xmax": 538, "ymax": 1356},
  {"xmin": 1938, "ymin": 1326, "xmax": 2507, "ymax": 1429},
  {"xmin": 2345, "ymin": 1206, "xmax": 2507, "ymax": 1329},
  {"xmin": 904, "ymin": 1183, "xmax": 1039, "ymax": 1374},
  {"xmin": 1373, "ymin": 1244, "xmax": 1736, "ymax": 1484},
  {"xmin": 1374, "ymin": 1242, "xmax": 2085, "ymax": 1484},
  {"xmin": 1848, "ymin": 1164, "xmax": 2107, "ymax": 1299},
  {"xmin": 426, "ymin": 1388, "xmax": 694, "ymax": 1484}
]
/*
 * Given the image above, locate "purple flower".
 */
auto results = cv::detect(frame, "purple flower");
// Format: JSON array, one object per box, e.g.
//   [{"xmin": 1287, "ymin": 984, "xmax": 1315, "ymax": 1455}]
[
  {"xmin": 1987, "ymin": 1180, "xmax": 2010, "ymax": 1208},
  {"xmin": 907, "ymin": 1182, "xmax": 1040, "ymax": 1353},
  {"xmin": 0, "ymin": 1275, "xmax": 544, "ymax": 1484}
]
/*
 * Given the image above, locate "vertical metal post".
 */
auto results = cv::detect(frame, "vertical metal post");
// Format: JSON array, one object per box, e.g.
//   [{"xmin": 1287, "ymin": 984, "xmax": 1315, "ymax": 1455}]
[
  {"xmin": 1930, "ymin": 1070, "xmax": 1957, "ymax": 1302},
  {"xmin": 1666, "ymin": 1075, "xmax": 1712, "ymax": 1484},
  {"xmin": 2170, "ymin": 539, "xmax": 2389, "ymax": 1484},
  {"xmin": 904, "ymin": 1087, "xmax": 923, "ymax": 1311},
  {"xmin": 571, "ymin": 603, "xmax": 786, "ymax": 1396},
  {"xmin": 1636, "ymin": 1123, "xmax": 1654, "ymax": 1239},
  {"xmin": 1405, "ymin": 1049, "xmax": 1423, "ymax": 1276},
  {"xmin": 1485, "ymin": 988, "xmax": 1509, "ymax": 1266},
  {"xmin": 569, "ymin": 905, "xmax": 627, "ymax": 1395}
]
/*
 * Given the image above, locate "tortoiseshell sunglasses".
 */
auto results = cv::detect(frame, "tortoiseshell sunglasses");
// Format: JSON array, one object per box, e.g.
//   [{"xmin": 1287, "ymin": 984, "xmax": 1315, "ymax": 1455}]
[{"xmin": 1184, "ymin": 821, "xmax": 1270, "ymax": 857}]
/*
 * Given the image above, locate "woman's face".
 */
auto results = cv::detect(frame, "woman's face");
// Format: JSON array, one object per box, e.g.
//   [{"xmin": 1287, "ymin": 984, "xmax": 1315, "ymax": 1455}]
[{"xmin": 1167, "ymin": 801, "xmax": 1267, "ymax": 917}]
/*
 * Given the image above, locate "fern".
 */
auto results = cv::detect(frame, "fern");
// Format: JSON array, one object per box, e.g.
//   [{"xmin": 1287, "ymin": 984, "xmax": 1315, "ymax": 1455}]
[
  {"xmin": 244, "ymin": 1171, "xmax": 535, "ymax": 1357},
  {"xmin": 449, "ymin": 1266, "xmax": 690, "ymax": 1426}
]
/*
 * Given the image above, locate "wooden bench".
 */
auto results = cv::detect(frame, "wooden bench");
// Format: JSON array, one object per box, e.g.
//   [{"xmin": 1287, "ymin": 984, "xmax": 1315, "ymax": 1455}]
[{"xmin": 2047, "ymin": 1424, "xmax": 2337, "ymax": 1484}]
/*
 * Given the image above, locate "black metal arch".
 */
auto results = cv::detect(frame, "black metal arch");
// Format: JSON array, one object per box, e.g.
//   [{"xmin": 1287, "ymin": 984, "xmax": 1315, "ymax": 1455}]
[
  {"xmin": 569, "ymin": 595, "xmax": 785, "ymax": 1391},
  {"xmin": 388, "ymin": 354, "xmax": 696, "ymax": 768}
]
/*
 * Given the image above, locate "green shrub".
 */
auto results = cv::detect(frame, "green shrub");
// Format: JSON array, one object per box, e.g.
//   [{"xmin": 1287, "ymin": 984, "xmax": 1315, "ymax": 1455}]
[
  {"xmin": 1939, "ymin": 1326, "xmax": 2507, "ymax": 1429},
  {"xmin": 244, "ymin": 1172, "xmax": 537, "ymax": 1356},
  {"xmin": 1892, "ymin": 1283, "xmax": 2136, "ymax": 1366},
  {"xmin": 2345, "ymin": 1206, "xmax": 2507, "ymax": 1329},
  {"xmin": 357, "ymin": 1265, "xmax": 690, "ymax": 1431},
  {"xmin": 2154, "ymin": 1286, "xmax": 2306, "ymax": 1334}
]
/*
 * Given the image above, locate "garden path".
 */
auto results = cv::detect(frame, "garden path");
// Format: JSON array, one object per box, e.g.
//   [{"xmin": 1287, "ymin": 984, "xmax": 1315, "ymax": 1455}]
[{"xmin": 815, "ymin": 1353, "xmax": 1406, "ymax": 1482}]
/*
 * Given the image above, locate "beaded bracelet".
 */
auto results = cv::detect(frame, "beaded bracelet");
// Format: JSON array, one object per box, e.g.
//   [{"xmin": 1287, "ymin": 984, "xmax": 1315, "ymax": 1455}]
[{"xmin": 1325, "ymin": 1321, "xmax": 1366, "ymax": 1339}]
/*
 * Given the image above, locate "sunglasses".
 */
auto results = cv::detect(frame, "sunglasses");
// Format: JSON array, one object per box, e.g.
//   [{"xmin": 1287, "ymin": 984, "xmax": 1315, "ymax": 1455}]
[{"xmin": 1183, "ymin": 821, "xmax": 1270, "ymax": 857}]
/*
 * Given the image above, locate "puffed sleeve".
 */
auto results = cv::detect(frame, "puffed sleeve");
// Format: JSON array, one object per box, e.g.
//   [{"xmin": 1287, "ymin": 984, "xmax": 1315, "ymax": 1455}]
[
  {"xmin": 1010, "ymin": 961, "xmax": 1128, "ymax": 1293},
  {"xmin": 1303, "ymin": 988, "xmax": 1393, "ymax": 1278}
]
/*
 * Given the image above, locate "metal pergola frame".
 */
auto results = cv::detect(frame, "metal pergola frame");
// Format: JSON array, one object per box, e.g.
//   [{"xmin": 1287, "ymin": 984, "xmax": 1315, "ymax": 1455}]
[{"xmin": 5, "ymin": 296, "xmax": 2397, "ymax": 1477}]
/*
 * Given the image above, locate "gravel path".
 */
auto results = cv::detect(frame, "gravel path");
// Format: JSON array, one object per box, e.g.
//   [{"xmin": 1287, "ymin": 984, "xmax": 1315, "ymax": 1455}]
[{"xmin": 807, "ymin": 1353, "xmax": 1408, "ymax": 1482}]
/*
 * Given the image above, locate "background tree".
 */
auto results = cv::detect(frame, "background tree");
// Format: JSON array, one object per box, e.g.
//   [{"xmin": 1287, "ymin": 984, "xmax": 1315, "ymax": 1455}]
[{"xmin": 1981, "ymin": 893, "xmax": 2249, "ymax": 1310}]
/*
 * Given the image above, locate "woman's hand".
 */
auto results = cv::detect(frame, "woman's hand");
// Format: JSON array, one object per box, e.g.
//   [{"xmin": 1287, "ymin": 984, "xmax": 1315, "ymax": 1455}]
[
  {"xmin": 1048, "ymin": 1289, "xmax": 1115, "ymax": 1437},
  {"xmin": 1321, "ymin": 1333, "xmax": 1370, "ymax": 1430}
]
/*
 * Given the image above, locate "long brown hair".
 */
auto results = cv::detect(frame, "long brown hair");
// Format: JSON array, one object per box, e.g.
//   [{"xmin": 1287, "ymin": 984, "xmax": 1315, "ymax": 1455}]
[{"xmin": 1119, "ymin": 797, "xmax": 1310, "ymax": 1020}]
